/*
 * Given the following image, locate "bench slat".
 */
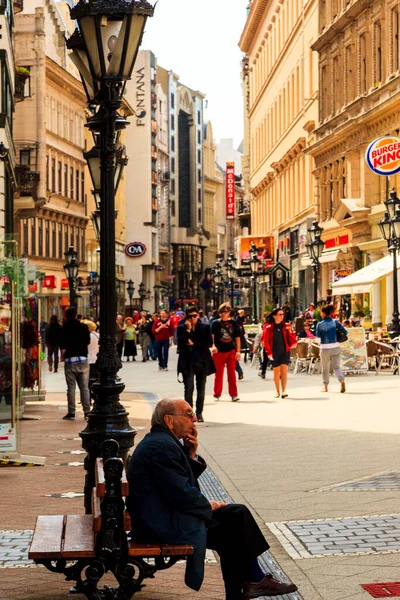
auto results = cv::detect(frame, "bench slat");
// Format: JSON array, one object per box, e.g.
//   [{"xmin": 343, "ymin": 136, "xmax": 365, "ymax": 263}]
[
  {"xmin": 128, "ymin": 542, "xmax": 162, "ymax": 557},
  {"xmin": 161, "ymin": 544, "xmax": 194, "ymax": 556},
  {"xmin": 28, "ymin": 515, "xmax": 65, "ymax": 560},
  {"xmin": 62, "ymin": 515, "xmax": 95, "ymax": 559},
  {"xmin": 96, "ymin": 458, "xmax": 129, "ymax": 498}
]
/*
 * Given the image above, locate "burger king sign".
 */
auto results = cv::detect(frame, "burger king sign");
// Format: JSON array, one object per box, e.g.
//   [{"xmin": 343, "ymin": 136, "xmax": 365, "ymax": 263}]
[{"xmin": 366, "ymin": 136, "xmax": 400, "ymax": 176}]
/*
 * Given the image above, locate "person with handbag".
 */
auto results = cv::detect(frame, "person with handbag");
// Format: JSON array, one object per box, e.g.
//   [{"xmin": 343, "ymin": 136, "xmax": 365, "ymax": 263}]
[
  {"xmin": 316, "ymin": 304, "xmax": 348, "ymax": 393},
  {"xmin": 262, "ymin": 307, "xmax": 298, "ymax": 398},
  {"xmin": 177, "ymin": 306, "xmax": 214, "ymax": 423}
]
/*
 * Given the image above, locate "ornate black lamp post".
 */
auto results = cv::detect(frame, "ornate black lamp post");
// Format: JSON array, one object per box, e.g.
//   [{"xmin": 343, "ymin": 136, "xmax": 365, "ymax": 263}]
[
  {"xmin": 66, "ymin": 0, "xmax": 154, "ymax": 512},
  {"xmin": 126, "ymin": 279, "xmax": 135, "ymax": 317},
  {"xmin": 138, "ymin": 282, "xmax": 146, "ymax": 311},
  {"xmin": 305, "ymin": 219, "xmax": 325, "ymax": 309},
  {"xmin": 378, "ymin": 189, "xmax": 400, "ymax": 339},
  {"xmin": 64, "ymin": 246, "xmax": 79, "ymax": 309},
  {"xmin": 249, "ymin": 243, "xmax": 260, "ymax": 321},
  {"xmin": 225, "ymin": 253, "xmax": 237, "ymax": 308}
]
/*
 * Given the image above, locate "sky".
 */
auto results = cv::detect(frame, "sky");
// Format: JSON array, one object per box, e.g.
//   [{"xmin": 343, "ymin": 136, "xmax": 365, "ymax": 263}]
[{"xmin": 142, "ymin": 0, "xmax": 248, "ymax": 148}]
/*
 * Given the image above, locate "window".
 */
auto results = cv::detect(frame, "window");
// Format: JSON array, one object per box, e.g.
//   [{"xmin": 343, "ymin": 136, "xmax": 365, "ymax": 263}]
[
  {"xmin": 171, "ymin": 157, "xmax": 175, "ymax": 173},
  {"xmin": 198, "ymin": 188, "xmax": 201, "ymax": 203},
  {"xmin": 198, "ymin": 208, "xmax": 202, "ymax": 222},
  {"xmin": 52, "ymin": 222, "xmax": 56, "ymax": 257},
  {"xmin": 64, "ymin": 225, "xmax": 69, "ymax": 254},
  {"xmin": 51, "ymin": 158, "xmax": 56, "ymax": 192},
  {"xmin": 38, "ymin": 219, "xmax": 43, "ymax": 257},
  {"xmin": 171, "ymin": 136, "xmax": 175, "ymax": 152},
  {"xmin": 45, "ymin": 220, "xmax": 50, "ymax": 257},
  {"xmin": 171, "ymin": 114, "xmax": 175, "ymax": 130},
  {"xmin": 58, "ymin": 161, "xmax": 62, "ymax": 193},
  {"xmin": 31, "ymin": 219, "xmax": 36, "ymax": 255},
  {"xmin": 81, "ymin": 229, "xmax": 85, "ymax": 262},
  {"xmin": 76, "ymin": 228, "xmax": 80, "ymax": 260},
  {"xmin": 21, "ymin": 66, "xmax": 31, "ymax": 98},
  {"xmin": 171, "ymin": 200, "xmax": 175, "ymax": 217},
  {"xmin": 57, "ymin": 102, "xmax": 62, "ymax": 136},
  {"xmin": 197, "ymin": 110, "xmax": 201, "ymax": 125},
  {"xmin": 46, "ymin": 155, "xmax": 50, "ymax": 190},
  {"xmin": 63, "ymin": 106, "xmax": 68, "ymax": 139},
  {"xmin": 346, "ymin": 45, "xmax": 354, "ymax": 103},
  {"xmin": 197, "ymin": 130, "xmax": 201, "ymax": 144},
  {"xmin": 321, "ymin": 65, "xmax": 327, "ymax": 118},
  {"xmin": 70, "ymin": 226, "xmax": 74, "ymax": 249},
  {"xmin": 58, "ymin": 223, "xmax": 63, "ymax": 259},
  {"xmin": 20, "ymin": 150, "xmax": 30, "ymax": 165},
  {"xmin": 171, "ymin": 178, "xmax": 175, "ymax": 195},
  {"xmin": 81, "ymin": 172, "xmax": 85, "ymax": 203},
  {"xmin": 70, "ymin": 166, "xmax": 74, "ymax": 199},
  {"xmin": 197, "ymin": 149, "xmax": 201, "ymax": 163},
  {"xmin": 64, "ymin": 164, "xmax": 68, "ymax": 196},
  {"xmin": 76, "ymin": 169, "xmax": 80, "ymax": 201},
  {"xmin": 198, "ymin": 169, "xmax": 201, "ymax": 183},
  {"xmin": 375, "ymin": 21, "xmax": 382, "ymax": 82},
  {"xmin": 360, "ymin": 34, "xmax": 367, "ymax": 93},
  {"xmin": 393, "ymin": 7, "xmax": 399, "ymax": 72},
  {"xmin": 23, "ymin": 219, "xmax": 28, "ymax": 255},
  {"xmin": 170, "ymin": 92, "xmax": 175, "ymax": 109}
]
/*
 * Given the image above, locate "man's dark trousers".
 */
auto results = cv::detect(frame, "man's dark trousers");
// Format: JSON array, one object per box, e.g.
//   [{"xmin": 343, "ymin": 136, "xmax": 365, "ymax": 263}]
[
  {"xmin": 183, "ymin": 364, "xmax": 206, "ymax": 416},
  {"xmin": 207, "ymin": 504, "xmax": 269, "ymax": 599}
]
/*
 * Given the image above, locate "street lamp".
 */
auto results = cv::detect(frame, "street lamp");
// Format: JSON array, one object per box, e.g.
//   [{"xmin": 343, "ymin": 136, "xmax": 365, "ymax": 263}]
[
  {"xmin": 64, "ymin": 246, "xmax": 79, "ymax": 309},
  {"xmin": 138, "ymin": 282, "xmax": 146, "ymax": 311},
  {"xmin": 66, "ymin": 0, "xmax": 155, "ymax": 513},
  {"xmin": 249, "ymin": 243, "xmax": 260, "ymax": 321},
  {"xmin": 305, "ymin": 219, "xmax": 325, "ymax": 309},
  {"xmin": 126, "ymin": 279, "xmax": 135, "ymax": 317},
  {"xmin": 378, "ymin": 189, "xmax": 400, "ymax": 338},
  {"xmin": 225, "ymin": 253, "xmax": 237, "ymax": 307}
]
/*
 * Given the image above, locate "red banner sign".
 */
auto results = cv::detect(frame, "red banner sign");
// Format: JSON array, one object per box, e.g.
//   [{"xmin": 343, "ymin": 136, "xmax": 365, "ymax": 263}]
[
  {"xmin": 226, "ymin": 162, "xmax": 235, "ymax": 220},
  {"xmin": 42, "ymin": 275, "xmax": 56, "ymax": 289},
  {"xmin": 61, "ymin": 278, "xmax": 70, "ymax": 290}
]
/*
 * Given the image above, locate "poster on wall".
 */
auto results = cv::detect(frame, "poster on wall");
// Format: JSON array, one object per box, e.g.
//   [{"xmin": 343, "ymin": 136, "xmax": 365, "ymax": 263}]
[
  {"xmin": 239, "ymin": 235, "xmax": 275, "ymax": 267},
  {"xmin": 0, "ymin": 423, "xmax": 16, "ymax": 453},
  {"xmin": 340, "ymin": 327, "xmax": 368, "ymax": 372}
]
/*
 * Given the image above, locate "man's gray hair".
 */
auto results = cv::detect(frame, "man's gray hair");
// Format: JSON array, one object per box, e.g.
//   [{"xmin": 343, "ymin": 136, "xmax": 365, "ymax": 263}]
[{"xmin": 151, "ymin": 398, "xmax": 179, "ymax": 426}]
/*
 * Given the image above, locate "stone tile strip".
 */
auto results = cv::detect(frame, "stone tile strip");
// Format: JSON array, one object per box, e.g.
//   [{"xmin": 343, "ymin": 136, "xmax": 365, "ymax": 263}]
[
  {"xmin": 309, "ymin": 471, "xmax": 400, "ymax": 492},
  {"xmin": 266, "ymin": 514, "xmax": 400, "ymax": 560}
]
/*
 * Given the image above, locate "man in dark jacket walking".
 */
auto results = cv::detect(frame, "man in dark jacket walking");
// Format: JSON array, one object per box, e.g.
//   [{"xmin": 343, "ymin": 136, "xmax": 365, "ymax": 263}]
[
  {"xmin": 177, "ymin": 306, "xmax": 213, "ymax": 422},
  {"xmin": 59, "ymin": 307, "xmax": 91, "ymax": 420},
  {"xmin": 126, "ymin": 398, "xmax": 298, "ymax": 600}
]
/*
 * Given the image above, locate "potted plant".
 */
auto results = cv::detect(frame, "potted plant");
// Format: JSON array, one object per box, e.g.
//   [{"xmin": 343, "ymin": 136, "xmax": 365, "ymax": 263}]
[{"xmin": 15, "ymin": 66, "xmax": 30, "ymax": 102}]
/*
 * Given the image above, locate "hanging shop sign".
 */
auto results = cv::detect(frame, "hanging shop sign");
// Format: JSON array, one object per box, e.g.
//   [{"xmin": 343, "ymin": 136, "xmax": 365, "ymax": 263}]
[
  {"xmin": 61, "ymin": 278, "xmax": 70, "ymax": 290},
  {"xmin": 226, "ymin": 162, "xmax": 235, "ymax": 220},
  {"xmin": 125, "ymin": 242, "xmax": 146, "ymax": 258},
  {"xmin": 333, "ymin": 269, "xmax": 352, "ymax": 282},
  {"xmin": 366, "ymin": 136, "xmax": 400, "ymax": 176},
  {"xmin": 42, "ymin": 275, "xmax": 56, "ymax": 289}
]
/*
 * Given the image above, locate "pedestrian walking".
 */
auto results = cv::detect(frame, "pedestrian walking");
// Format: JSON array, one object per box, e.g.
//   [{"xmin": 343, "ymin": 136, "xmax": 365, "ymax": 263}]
[
  {"xmin": 258, "ymin": 313, "xmax": 270, "ymax": 379},
  {"xmin": 58, "ymin": 307, "xmax": 91, "ymax": 420},
  {"xmin": 177, "ymin": 306, "xmax": 214, "ymax": 422},
  {"xmin": 45, "ymin": 315, "xmax": 61, "ymax": 373},
  {"xmin": 316, "ymin": 304, "xmax": 347, "ymax": 393},
  {"xmin": 137, "ymin": 312, "xmax": 151, "ymax": 362},
  {"xmin": 115, "ymin": 314, "xmax": 126, "ymax": 360},
  {"xmin": 211, "ymin": 302, "xmax": 241, "ymax": 402},
  {"xmin": 262, "ymin": 308, "xmax": 297, "ymax": 398},
  {"xmin": 83, "ymin": 319, "xmax": 99, "ymax": 396},
  {"xmin": 152, "ymin": 309, "xmax": 174, "ymax": 371},
  {"xmin": 124, "ymin": 317, "xmax": 137, "ymax": 361},
  {"xmin": 235, "ymin": 309, "xmax": 247, "ymax": 380},
  {"xmin": 147, "ymin": 313, "xmax": 158, "ymax": 360},
  {"xmin": 39, "ymin": 317, "xmax": 47, "ymax": 351}
]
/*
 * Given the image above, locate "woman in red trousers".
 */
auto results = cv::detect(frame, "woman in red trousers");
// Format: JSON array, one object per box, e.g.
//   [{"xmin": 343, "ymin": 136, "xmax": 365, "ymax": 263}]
[
  {"xmin": 211, "ymin": 302, "xmax": 241, "ymax": 402},
  {"xmin": 262, "ymin": 307, "xmax": 297, "ymax": 398}
]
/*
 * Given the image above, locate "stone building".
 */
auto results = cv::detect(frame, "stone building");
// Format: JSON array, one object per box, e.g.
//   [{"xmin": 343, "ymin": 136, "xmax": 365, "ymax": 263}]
[
  {"xmin": 14, "ymin": 0, "xmax": 88, "ymax": 320},
  {"xmin": 308, "ymin": 0, "xmax": 400, "ymax": 326},
  {"xmin": 239, "ymin": 0, "xmax": 319, "ymax": 311}
]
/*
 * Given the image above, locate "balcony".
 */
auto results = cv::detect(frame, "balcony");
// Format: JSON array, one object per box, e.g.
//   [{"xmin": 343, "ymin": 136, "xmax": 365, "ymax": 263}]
[
  {"xmin": 15, "ymin": 165, "xmax": 40, "ymax": 199},
  {"xmin": 13, "ymin": 0, "xmax": 23, "ymax": 13}
]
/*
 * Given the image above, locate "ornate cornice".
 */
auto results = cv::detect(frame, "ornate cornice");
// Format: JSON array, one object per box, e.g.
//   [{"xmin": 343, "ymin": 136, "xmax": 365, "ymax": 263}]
[{"xmin": 239, "ymin": 0, "xmax": 269, "ymax": 53}]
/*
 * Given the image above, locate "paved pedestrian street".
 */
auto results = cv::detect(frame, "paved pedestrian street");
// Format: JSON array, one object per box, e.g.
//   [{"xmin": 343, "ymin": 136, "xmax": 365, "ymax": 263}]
[{"xmin": 3, "ymin": 353, "xmax": 400, "ymax": 600}]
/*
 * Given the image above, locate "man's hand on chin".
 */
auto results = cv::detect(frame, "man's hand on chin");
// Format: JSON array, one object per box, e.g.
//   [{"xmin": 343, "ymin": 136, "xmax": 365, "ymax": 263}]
[
  {"xmin": 209, "ymin": 500, "xmax": 228, "ymax": 511},
  {"xmin": 184, "ymin": 424, "xmax": 199, "ymax": 459}
]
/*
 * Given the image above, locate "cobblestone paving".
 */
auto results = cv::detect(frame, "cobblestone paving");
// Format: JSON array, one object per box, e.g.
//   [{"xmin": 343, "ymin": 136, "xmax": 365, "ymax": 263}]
[
  {"xmin": 311, "ymin": 471, "xmax": 400, "ymax": 492},
  {"xmin": 267, "ymin": 514, "xmax": 400, "ymax": 559},
  {"xmin": 0, "ymin": 531, "xmax": 33, "ymax": 568}
]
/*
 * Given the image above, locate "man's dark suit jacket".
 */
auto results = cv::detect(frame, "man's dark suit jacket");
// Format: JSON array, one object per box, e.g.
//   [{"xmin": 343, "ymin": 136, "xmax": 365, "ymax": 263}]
[{"xmin": 126, "ymin": 425, "xmax": 212, "ymax": 591}]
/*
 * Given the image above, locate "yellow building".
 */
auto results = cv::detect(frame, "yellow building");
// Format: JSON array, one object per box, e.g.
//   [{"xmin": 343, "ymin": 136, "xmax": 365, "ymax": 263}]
[
  {"xmin": 240, "ymin": 0, "xmax": 319, "ymax": 310},
  {"xmin": 307, "ymin": 0, "xmax": 400, "ymax": 327},
  {"xmin": 14, "ymin": 1, "xmax": 88, "ymax": 319}
]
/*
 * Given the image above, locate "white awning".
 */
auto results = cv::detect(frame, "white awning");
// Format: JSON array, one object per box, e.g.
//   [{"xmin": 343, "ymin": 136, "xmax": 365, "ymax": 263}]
[
  {"xmin": 319, "ymin": 249, "xmax": 341, "ymax": 264},
  {"xmin": 331, "ymin": 255, "xmax": 393, "ymax": 294}
]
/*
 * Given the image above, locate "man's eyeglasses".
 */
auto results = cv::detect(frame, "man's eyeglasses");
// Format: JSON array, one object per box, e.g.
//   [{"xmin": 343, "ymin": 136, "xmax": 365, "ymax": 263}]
[{"xmin": 172, "ymin": 412, "xmax": 196, "ymax": 419}]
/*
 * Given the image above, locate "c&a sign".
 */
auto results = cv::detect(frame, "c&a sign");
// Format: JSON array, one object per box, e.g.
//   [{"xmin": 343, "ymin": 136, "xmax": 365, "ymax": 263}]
[
  {"xmin": 226, "ymin": 162, "xmax": 235, "ymax": 220},
  {"xmin": 125, "ymin": 242, "xmax": 146, "ymax": 258},
  {"xmin": 366, "ymin": 136, "xmax": 400, "ymax": 176}
]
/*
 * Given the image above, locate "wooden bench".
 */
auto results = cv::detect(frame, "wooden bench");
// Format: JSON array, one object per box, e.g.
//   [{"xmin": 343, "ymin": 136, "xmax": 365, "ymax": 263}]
[{"xmin": 29, "ymin": 439, "xmax": 194, "ymax": 600}]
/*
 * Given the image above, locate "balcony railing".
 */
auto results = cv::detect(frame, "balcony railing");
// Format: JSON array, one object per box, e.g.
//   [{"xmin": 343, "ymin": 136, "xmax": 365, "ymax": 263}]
[{"xmin": 15, "ymin": 165, "xmax": 40, "ymax": 199}]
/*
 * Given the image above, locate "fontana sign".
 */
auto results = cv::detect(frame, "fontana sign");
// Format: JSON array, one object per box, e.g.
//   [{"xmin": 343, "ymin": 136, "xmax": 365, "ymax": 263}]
[{"xmin": 365, "ymin": 136, "xmax": 400, "ymax": 176}]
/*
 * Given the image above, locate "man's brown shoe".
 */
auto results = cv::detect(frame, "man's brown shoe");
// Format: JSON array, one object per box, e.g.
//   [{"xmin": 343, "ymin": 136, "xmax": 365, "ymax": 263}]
[{"xmin": 243, "ymin": 574, "xmax": 298, "ymax": 599}]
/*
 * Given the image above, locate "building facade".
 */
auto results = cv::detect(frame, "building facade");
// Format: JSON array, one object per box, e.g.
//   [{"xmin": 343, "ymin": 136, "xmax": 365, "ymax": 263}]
[
  {"xmin": 308, "ymin": 0, "xmax": 400, "ymax": 326},
  {"xmin": 14, "ymin": 1, "xmax": 88, "ymax": 320},
  {"xmin": 240, "ymin": 0, "xmax": 319, "ymax": 311}
]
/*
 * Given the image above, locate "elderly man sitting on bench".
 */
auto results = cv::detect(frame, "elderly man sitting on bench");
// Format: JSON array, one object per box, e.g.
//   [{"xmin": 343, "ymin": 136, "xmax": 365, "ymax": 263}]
[{"xmin": 126, "ymin": 398, "xmax": 298, "ymax": 600}]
